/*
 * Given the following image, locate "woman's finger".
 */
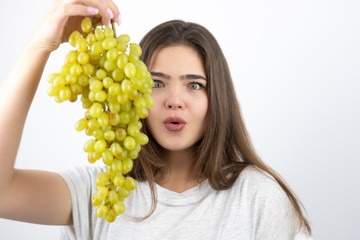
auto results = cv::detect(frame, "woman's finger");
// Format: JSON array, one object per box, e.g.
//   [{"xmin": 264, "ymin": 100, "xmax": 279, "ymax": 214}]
[{"xmin": 73, "ymin": 0, "xmax": 120, "ymax": 25}]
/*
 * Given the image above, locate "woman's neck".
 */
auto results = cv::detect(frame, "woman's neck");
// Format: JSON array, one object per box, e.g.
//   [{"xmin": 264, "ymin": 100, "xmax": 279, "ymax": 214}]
[{"xmin": 156, "ymin": 149, "xmax": 200, "ymax": 193}]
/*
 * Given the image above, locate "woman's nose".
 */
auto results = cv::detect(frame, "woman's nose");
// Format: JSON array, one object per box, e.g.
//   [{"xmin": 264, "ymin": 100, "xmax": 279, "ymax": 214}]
[{"xmin": 165, "ymin": 87, "xmax": 185, "ymax": 110}]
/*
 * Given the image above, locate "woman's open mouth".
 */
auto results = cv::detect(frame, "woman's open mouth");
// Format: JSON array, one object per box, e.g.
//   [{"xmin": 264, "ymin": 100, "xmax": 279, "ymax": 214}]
[{"xmin": 163, "ymin": 117, "xmax": 187, "ymax": 131}]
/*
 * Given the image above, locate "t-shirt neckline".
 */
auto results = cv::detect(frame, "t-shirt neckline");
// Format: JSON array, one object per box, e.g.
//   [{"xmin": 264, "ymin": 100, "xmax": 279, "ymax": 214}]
[{"xmin": 154, "ymin": 179, "xmax": 212, "ymax": 206}]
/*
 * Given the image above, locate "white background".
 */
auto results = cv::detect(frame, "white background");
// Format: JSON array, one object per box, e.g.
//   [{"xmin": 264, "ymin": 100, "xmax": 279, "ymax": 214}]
[{"xmin": 0, "ymin": 0, "xmax": 359, "ymax": 239}]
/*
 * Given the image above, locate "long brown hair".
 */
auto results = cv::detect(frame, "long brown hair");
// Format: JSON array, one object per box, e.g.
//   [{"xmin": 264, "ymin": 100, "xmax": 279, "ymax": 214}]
[{"xmin": 129, "ymin": 20, "xmax": 311, "ymax": 235}]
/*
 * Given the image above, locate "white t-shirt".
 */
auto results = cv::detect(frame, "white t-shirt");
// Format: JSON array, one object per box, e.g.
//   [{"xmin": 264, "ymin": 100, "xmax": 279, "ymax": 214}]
[{"xmin": 58, "ymin": 165, "xmax": 312, "ymax": 240}]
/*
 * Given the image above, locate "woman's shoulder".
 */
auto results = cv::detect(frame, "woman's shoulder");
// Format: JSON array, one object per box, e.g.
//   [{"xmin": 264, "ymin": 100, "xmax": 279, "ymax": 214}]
[{"xmin": 233, "ymin": 165, "xmax": 288, "ymax": 202}]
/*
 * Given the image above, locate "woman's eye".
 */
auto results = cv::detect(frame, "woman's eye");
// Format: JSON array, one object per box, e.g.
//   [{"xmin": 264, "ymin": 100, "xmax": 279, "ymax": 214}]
[
  {"xmin": 188, "ymin": 82, "xmax": 203, "ymax": 90},
  {"xmin": 153, "ymin": 80, "xmax": 164, "ymax": 88}
]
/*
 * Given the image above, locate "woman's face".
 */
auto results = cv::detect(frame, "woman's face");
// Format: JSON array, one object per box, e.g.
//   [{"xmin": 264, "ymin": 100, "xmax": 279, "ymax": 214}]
[{"xmin": 146, "ymin": 45, "xmax": 208, "ymax": 152}]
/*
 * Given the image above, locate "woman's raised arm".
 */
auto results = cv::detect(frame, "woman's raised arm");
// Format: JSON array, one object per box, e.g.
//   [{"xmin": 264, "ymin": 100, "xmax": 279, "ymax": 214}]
[{"xmin": 0, "ymin": 0, "xmax": 120, "ymax": 225}]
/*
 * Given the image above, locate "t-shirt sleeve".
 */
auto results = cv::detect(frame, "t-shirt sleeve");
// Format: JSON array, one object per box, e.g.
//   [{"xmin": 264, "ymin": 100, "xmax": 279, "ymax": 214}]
[{"xmin": 58, "ymin": 165, "xmax": 105, "ymax": 239}]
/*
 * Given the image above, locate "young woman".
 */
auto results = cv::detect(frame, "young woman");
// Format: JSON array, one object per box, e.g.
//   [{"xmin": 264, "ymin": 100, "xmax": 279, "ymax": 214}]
[{"xmin": 0, "ymin": 0, "xmax": 312, "ymax": 239}]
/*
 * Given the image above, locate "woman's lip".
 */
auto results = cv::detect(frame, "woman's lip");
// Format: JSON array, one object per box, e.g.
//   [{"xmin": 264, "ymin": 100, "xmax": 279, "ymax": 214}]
[
  {"xmin": 162, "ymin": 117, "xmax": 187, "ymax": 124},
  {"xmin": 163, "ymin": 117, "xmax": 187, "ymax": 132},
  {"xmin": 164, "ymin": 123, "xmax": 186, "ymax": 131}
]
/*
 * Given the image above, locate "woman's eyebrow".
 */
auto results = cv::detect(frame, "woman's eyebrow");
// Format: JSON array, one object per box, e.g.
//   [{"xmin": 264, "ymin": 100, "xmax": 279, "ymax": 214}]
[
  {"xmin": 180, "ymin": 74, "xmax": 207, "ymax": 81},
  {"xmin": 150, "ymin": 72, "xmax": 207, "ymax": 81},
  {"xmin": 150, "ymin": 72, "xmax": 171, "ymax": 79}
]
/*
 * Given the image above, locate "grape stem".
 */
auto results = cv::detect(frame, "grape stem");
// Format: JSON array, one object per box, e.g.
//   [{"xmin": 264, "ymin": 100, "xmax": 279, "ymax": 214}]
[{"xmin": 111, "ymin": 20, "xmax": 117, "ymax": 38}]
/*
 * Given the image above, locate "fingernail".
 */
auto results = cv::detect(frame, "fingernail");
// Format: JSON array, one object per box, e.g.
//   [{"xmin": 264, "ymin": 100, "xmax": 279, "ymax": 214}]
[
  {"xmin": 117, "ymin": 15, "xmax": 121, "ymax": 25},
  {"xmin": 107, "ymin": 8, "xmax": 114, "ymax": 19},
  {"xmin": 87, "ymin": 7, "xmax": 99, "ymax": 15}
]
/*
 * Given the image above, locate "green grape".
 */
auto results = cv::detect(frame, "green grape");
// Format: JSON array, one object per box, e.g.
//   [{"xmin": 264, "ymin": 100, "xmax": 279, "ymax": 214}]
[
  {"xmin": 96, "ymin": 204, "xmax": 109, "ymax": 218},
  {"xmin": 117, "ymin": 34, "xmax": 130, "ymax": 45},
  {"xmin": 106, "ymin": 209, "xmax": 116, "ymax": 223},
  {"xmin": 53, "ymin": 76, "xmax": 66, "ymax": 89},
  {"xmin": 121, "ymin": 79, "xmax": 133, "ymax": 94},
  {"xmin": 69, "ymin": 30, "xmax": 81, "ymax": 47},
  {"xmin": 123, "ymin": 136, "xmax": 136, "ymax": 150},
  {"xmin": 91, "ymin": 193, "xmax": 103, "ymax": 206},
  {"xmin": 106, "ymin": 48, "xmax": 118, "ymax": 61},
  {"xmin": 66, "ymin": 74, "xmax": 77, "ymax": 85},
  {"xmin": 47, "ymin": 86, "xmax": 59, "ymax": 97},
  {"xmin": 102, "ymin": 149, "xmax": 113, "ymax": 165},
  {"xmin": 104, "ymin": 26, "xmax": 114, "ymax": 38},
  {"xmin": 88, "ymin": 151, "xmax": 101, "ymax": 163},
  {"xmin": 118, "ymin": 112, "xmax": 130, "ymax": 125},
  {"xmin": 130, "ymin": 119, "xmax": 142, "ymax": 129},
  {"xmin": 97, "ymin": 112, "xmax": 109, "ymax": 127},
  {"xmin": 94, "ymin": 139, "xmax": 107, "ymax": 152},
  {"xmin": 59, "ymin": 87, "xmax": 72, "ymax": 101},
  {"xmin": 112, "ymin": 68, "xmax": 124, "ymax": 81},
  {"xmin": 121, "ymin": 100, "xmax": 132, "ymax": 112},
  {"xmin": 91, "ymin": 41, "xmax": 103, "ymax": 55},
  {"xmin": 96, "ymin": 172, "xmax": 110, "ymax": 186},
  {"xmin": 110, "ymin": 143, "xmax": 123, "ymax": 158},
  {"xmin": 86, "ymin": 33, "xmax": 96, "ymax": 45},
  {"xmin": 103, "ymin": 77, "xmax": 114, "ymax": 89},
  {"xmin": 47, "ymin": 17, "xmax": 155, "ymax": 221},
  {"xmin": 128, "ymin": 52, "xmax": 139, "ymax": 64},
  {"xmin": 135, "ymin": 132, "xmax": 149, "ymax": 145},
  {"xmin": 75, "ymin": 118, "xmax": 88, "ymax": 131},
  {"xmin": 122, "ymin": 158, "xmax": 133, "ymax": 174},
  {"xmin": 128, "ymin": 149, "xmax": 138, "ymax": 160},
  {"xmin": 84, "ymin": 139, "xmax": 96, "ymax": 152},
  {"xmin": 130, "ymin": 43, "xmax": 142, "ymax": 56},
  {"xmin": 92, "ymin": 129, "xmax": 104, "ymax": 140},
  {"xmin": 76, "ymin": 37, "xmax": 88, "ymax": 52},
  {"xmin": 104, "ymin": 59, "xmax": 116, "ymax": 71},
  {"xmin": 89, "ymin": 102, "xmax": 103, "ymax": 118},
  {"xmin": 70, "ymin": 83, "xmax": 82, "ymax": 95},
  {"xmin": 134, "ymin": 97, "xmax": 146, "ymax": 109},
  {"xmin": 113, "ymin": 174, "xmax": 124, "ymax": 187},
  {"xmin": 59, "ymin": 64, "xmax": 71, "ymax": 77},
  {"xmin": 64, "ymin": 50, "xmax": 77, "ymax": 66},
  {"xmin": 95, "ymin": 69, "xmax": 107, "ymax": 80},
  {"xmin": 89, "ymin": 79, "xmax": 103, "ymax": 92},
  {"xmin": 97, "ymin": 186, "xmax": 109, "ymax": 200},
  {"xmin": 115, "ymin": 128, "xmax": 127, "ymax": 141},
  {"xmin": 123, "ymin": 177, "xmax": 137, "ymax": 190},
  {"xmin": 124, "ymin": 63, "xmax": 136, "ymax": 79},
  {"xmin": 117, "ymin": 187, "xmax": 130, "ymax": 198},
  {"xmin": 77, "ymin": 52, "xmax": 89, "ymax": 64},
  {"xmin": 143, "ymin": 93, "xmax": 155, "ymax": 108},
  {"xmin": 108, "ymin": 83, "xmax": 121, "ymax": 95},
  {"xmin": 102, "ymin": 37, "xmax": 117, "ymax": 50},
  {"xmin": 117, "ymin": 93, "xmax": 128, "ymax": 104},
  {"xmin": 95, "ymin": 90, "xmax": 107, "ymax": 102},
  {"xmin": 78, "ymin": 73, "xmax": 90, "ymax": 87},
  {"xmin": 81, "ymin": 17, "xmax": 92, "ymax": 33},
  {"xmin": 113, "ymin": 201, "xmax": 126, "ymax": 215},
  {"xmin": 104, "ymin": 130, "xmax": 116, "ymax": 141},
  {"xmin": 128, "ymin": 89, "xmax": 139, "ymax": 101},
  {"xmin": 109, "ymin": 112, "xmax": 121, "ymax": 126},
  {"xmin": 127, "ymin": 125, "xmax": 140, "ymax": 137},
  {"xmin": 109, "ymin": 102, "xmax": 121, "ymax": 113},
  {"xmin": 88, "ymin": 118, "xmax": 100, "ymax": 130},
  {"xmin": 95, "ymin": 27, "xmax": 105, "ymax": 41},
  {"xmin": 108, "ymin": 190, "xmax": 119, "ymax": 204},
  {"xmin": 136, "ymin": 107, "xmax": 148, "ymax": 119},
  {"xmin": 116, "ymin": 53, "xmax": 128, "ymax": 69},
  {"xmin": 111, "ymin": 158, "xmax": 122, "ymax": 173}
]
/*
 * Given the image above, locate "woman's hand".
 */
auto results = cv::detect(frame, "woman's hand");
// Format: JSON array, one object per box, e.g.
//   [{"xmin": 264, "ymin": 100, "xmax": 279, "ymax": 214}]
[{"xmin": 29, "ymin": 0, "xmax": 121, "ymax": 53}]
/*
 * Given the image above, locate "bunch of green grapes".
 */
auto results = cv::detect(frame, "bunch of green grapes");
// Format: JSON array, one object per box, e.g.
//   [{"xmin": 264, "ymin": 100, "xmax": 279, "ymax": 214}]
[{"xmin": 47, "ymin": 17, "xmax": 154, "ymax": 223}]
